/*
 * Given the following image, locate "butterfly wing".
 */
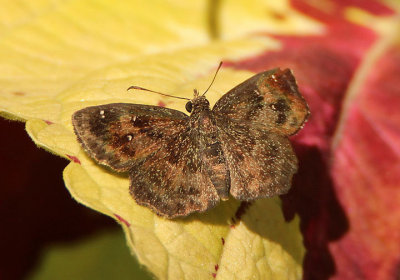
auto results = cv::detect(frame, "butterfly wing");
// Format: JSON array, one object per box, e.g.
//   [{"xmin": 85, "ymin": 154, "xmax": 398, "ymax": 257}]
[
  {"xmin": 129, "ymin": 126, "xmax": 220, "ymax": 218},
  {"xmin": 212, "ymin": 68, "xmax": 309, "ymax": 200},
  {"xmin": 72, "ymin": 103, "xmax": 189, "ymax": 172},
  {"xmin": 214, "ymin": 122, "xmax": 298, "ymax": 200},
  {"xmin": 72, "ymin": 103, "xmax": 220, "ymax": 218},
  {"xmin": 213, "ymin": 68, "xmax": 309, "ymax": 136}
]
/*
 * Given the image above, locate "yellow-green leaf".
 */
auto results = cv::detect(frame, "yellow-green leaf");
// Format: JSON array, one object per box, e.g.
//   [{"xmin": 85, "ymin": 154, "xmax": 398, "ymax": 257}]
[{"xmin": 1, "ymin": 0, "xmax": 311, "ymax": 279}]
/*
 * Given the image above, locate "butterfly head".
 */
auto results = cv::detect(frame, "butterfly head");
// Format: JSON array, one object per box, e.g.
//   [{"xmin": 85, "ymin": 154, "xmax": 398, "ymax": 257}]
[
  {"xmin": 185, "ymin": 91, "xmax": 210, "ymax": 113},
  {"xmin": 185, "ymin": 62, "xmax": 222, "ymax": 113}
]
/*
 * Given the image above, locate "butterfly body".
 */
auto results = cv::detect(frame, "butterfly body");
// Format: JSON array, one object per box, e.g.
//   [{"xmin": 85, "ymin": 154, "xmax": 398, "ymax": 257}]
[
  {"xmin": 187, "ymin": 95, "xmax": 231, "ymax": 201},
  {"xmin": 72, "ymin": 68, "xmax": 309, "ymax": 218}
]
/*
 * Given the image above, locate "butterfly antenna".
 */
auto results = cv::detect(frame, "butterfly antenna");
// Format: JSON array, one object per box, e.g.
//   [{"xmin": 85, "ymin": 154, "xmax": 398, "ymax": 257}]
[
  {"xmin": 202, "ymin": 61, "xmax": 223, "ymax": 96},
  {"xmin": 127, "ymin": 85, "xmax": 190, "ymax": 101}
]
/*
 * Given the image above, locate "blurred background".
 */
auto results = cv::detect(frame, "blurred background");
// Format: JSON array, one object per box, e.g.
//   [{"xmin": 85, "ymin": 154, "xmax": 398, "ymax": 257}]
[{"xmin": 0, "ymin": 118, "xmax": 152, "ymax": 279}]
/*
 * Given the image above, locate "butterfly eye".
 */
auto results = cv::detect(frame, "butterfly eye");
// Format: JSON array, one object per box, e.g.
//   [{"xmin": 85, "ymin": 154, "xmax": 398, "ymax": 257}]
[{"xmin": 185, "ymin": 101, "xmax": 193, "ymax": 113}]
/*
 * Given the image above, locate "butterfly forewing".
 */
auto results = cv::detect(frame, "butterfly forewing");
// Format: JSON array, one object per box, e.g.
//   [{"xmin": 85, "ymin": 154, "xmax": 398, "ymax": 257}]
[
  {"xmin": 213, "ymin": 68, "xmax": 309, "ymax": 136},
  {"xmin": 72, "ymin": 103, "xmax": 188, "ymax": 171}
]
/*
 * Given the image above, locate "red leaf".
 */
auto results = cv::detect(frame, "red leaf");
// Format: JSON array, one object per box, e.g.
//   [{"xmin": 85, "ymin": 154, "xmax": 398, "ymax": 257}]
[
  {"xmin": 227, "ymin": 1, "xmax": 400, "ymax": 279},
  {"xmin": 330, "ymin": 46, "xmax": 400, "ymax": 279}
]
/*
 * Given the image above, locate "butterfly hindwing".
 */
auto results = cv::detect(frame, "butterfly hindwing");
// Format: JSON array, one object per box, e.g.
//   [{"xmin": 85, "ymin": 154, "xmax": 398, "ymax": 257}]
[
  {"xmin": 129, "ymin": 126, "xmax": 221, "ymax": 218},
  {"xmin": 215, "ymin": 122, "xmax": 298, "ymax": 200}
]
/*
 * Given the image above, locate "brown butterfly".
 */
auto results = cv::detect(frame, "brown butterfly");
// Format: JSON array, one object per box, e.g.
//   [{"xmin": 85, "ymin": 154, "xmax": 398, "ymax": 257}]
[{"xmin": 72, "ymin": 65, "xmax": 309, "ymax": 218}]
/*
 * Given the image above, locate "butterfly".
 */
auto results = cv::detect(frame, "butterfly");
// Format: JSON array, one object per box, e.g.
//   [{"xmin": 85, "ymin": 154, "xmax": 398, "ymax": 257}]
[{"xmin": 72, "ymin": 65, "xmax": 309, "ymax": 218}]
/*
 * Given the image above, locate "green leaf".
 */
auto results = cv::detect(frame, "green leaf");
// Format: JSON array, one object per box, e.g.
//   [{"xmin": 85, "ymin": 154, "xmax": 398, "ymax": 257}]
[{"xmin": 28, "ymin": 230, "xmax": 152, "ymax": 280}]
